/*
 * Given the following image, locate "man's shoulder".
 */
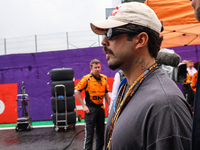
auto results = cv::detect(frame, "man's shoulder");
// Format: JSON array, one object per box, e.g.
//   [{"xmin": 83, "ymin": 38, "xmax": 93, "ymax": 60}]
[
  {"xmin": 100, "ymin": 74, "xmax": 108, "ymax": 79},
  {"xmin": 145, "ymin": 69, "xmax": 185, "ymax": 99},
  {"xmin": 192, "ymin": 67, "xmax": 197, "ymax": 72},
  {"xmin": 83, "ymin": 74, "xmax": 92, "ymax": 79},
  {"xmin": 145, "ymin": 69, "xmax": 181, "ymax": 93},
  {"xmin": 78, "ymin": 74, "xmax": 92, "ymax": 83}
]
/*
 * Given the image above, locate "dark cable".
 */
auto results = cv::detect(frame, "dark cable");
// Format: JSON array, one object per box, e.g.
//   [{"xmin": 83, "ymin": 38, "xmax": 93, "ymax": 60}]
[{"xmin": 62, "ymin": 129, "xmax": 85, "ymax": 150}]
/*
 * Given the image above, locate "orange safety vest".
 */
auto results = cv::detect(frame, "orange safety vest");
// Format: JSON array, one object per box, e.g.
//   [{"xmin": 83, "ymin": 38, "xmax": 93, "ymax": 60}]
[
  {"xmin": 75, "ymin": 73, "xmax": 109, "ymax": 109},
  {"xmin": 183, "ymin": 72, "xmax": 191, "ymax": 85},
  {"xmin": 191, "ymin": 72, "xmax": 198, "ymax": 92}
]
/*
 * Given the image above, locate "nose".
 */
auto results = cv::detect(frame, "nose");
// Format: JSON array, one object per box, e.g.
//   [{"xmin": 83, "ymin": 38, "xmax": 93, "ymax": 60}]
[{"xmin": 101, "ymin": 36, "xmax": 109, "ymax": 47}]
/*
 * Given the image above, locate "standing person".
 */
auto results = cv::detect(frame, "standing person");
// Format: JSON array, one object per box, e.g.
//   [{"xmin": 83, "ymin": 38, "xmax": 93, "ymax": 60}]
[
  {"xmin": 187, "ymin": 60, "xmax": 197, "ymax": 80},
  {"xmin": 186, "ymin": 60, "xmax": 197, "ymax": 107},
  {"xmin": 109, "ymin": 70, "xmax": 124, "ymax": 113},
  {"xmin": 74, "ymin": 59, "xmax": 109, "ymax": 150},
  {"xmin": 182, "ymin": 60, "xmax": 194, "ymax": 108},
  {"xmin": 191, "ymin": 61, "xmax": 199, "ymax": 93},
  {"xmin": 90, "ymin": 2, "xmax": 192, "ymax": 150}
]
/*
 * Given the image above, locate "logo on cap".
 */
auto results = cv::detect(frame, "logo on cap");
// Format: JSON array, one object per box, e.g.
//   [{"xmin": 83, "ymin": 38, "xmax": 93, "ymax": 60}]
[{"xmin": 110, "ymin": 6, "xmax": 122, "ymax": 17}]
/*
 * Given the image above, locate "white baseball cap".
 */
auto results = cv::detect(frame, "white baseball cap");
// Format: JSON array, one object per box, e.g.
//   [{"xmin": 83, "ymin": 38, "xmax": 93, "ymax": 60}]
[{"xmin": 90, "ymin": 2, "xmax": 162, "ymax": 35}]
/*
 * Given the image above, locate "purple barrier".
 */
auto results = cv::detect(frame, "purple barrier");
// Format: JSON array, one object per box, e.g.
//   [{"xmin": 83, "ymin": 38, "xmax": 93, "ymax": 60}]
[
  {"xmin": 169, "ymin": 45, "xmax": 200, "ymax": 63},
  {"xmin": 0, "ymin": 47, "xmax": 116, "ymax": 121}
]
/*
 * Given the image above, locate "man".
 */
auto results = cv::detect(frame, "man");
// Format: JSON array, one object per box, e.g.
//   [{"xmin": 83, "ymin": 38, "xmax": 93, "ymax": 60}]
[
  {"xmin": 90, "ymin": 2, "xmax": 192, "ymax": 150},
  {"xmin": 75, "ymin": 59, "xmax": 109, "ymax": 150},
  {"xmin": 191, "ymin": 0, "xmax": 200, "ymax": 21},
  {"xmin": 191, "ymin": 61, "xmax": 199, "ymax": 93},
  {"xmin": 185, "ymin": 60, "xmax": 197, "ymax": 108},
  {"xmin": 182, "ymin": 60, "xmax": 194, "ymax": 108},
  {"xmin": 187, "ymin": 60, "xmax": 197, "ymax": 79}
]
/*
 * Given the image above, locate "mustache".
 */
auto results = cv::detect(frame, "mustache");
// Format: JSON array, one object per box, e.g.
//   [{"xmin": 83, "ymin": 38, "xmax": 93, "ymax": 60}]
[{"xmin": 103, "ymin": 46, "xmax": 114, "ymax": 55}]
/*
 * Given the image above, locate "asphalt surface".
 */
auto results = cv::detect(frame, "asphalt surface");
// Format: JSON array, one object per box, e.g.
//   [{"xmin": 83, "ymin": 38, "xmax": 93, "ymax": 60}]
[{"xmin": 0, "ymin": 125, "xmax": 92, "ymax": 150}]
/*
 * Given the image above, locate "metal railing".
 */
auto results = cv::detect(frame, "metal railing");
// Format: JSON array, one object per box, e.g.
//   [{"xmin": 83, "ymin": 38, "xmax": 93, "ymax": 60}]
[{"xmin": 0, "ymin": 30, "xmax": 103, "ymax": 55}]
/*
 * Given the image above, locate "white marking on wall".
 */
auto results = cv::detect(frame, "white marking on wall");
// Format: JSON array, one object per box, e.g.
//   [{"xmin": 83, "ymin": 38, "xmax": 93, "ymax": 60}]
[{"xmin": 0, "ymin": 100, "xmax": 5, "ymax": 114}]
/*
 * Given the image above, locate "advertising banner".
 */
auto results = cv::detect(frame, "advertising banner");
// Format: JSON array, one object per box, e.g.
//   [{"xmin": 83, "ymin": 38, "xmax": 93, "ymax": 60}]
[{"xmin": 0, "ymin": 83, "xmax": 18, "ymax": 124}]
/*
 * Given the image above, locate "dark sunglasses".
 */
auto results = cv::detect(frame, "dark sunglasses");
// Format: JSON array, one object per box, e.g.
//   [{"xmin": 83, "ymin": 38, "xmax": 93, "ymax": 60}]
[{"xmin": 105, "ymin": 28, "xmax": 138, "ymax": 39}]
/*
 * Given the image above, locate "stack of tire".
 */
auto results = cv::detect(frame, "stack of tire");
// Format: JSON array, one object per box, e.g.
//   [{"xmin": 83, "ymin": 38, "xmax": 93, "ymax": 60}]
[{"xmin": 50, "ymin": 68, "xmax": 76, "ymax": 131}]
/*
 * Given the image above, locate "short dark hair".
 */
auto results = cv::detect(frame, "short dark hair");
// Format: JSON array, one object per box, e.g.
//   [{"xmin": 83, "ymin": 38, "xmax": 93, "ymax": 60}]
[
  {"xmin": 125, "ymin": 24, "xmax": 163, "ymax": 59},
  {"xmin": 90, "ymin": 59, "xmax": 101, "ymax": 67},
  {"xmin": 188, "ymin": 60, "xmax": 193, "ymax": 63}
]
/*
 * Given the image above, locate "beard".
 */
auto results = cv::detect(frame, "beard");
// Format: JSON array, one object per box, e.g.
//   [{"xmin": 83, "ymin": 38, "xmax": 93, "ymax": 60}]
[
  {"xmin": 108, "ymin": 61, "xmax": 122, "ymax": 70},
  {"xmin": 103, "ymin": 46, "xmax": 122, "ymax": 70}
]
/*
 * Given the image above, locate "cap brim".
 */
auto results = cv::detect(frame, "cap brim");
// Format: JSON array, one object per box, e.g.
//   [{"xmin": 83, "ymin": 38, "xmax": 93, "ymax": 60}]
[{"xmin": 90, "ymin": 19, "xmax": 128, "ymax": 35}]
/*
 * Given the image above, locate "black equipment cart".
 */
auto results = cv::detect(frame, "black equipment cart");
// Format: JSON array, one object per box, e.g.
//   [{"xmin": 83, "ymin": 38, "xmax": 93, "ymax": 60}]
[
  {"xmin": 15, "ymin": 81, "xmax": 32, "ymax": 131},
  {"xmin": 52, "ymin": 84, "xmax": 76, "ymax": 131}
]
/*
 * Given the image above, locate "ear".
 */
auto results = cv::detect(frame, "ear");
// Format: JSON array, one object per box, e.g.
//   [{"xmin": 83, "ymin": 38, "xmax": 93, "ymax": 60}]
[{"xmin": 135, "ymin": 32, "xmax": 148, "ymax": 49}]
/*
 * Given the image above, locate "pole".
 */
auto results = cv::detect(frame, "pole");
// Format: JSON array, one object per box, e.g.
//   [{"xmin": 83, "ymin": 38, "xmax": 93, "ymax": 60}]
[
  {"xmin": 66, "ymin": 32, "xmax": 69, "ymax": 50},
  {"xmin": 35, "ymin": 35, "xmax": 38, "ymax": 53},
  {"xmin": 4, "ymin": 38, "xmax": 6, "ymax": 55},
  {"xmin": 98, "ymin": 35, "xmax": 100, "ymax": 46}
]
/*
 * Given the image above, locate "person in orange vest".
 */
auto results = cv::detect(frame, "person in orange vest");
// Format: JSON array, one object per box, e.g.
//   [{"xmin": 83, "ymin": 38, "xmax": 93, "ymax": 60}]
[
  {"xmin": 74, "ymin": 59, "xmax": 109, "ymax": 150},
  {"xmin": 187, "ymin": 60, "xmax": 197, "ymax": 79},
  {"xmin": 182, "ymin": 60, "xmax": 194, "ymax": 108},
  {"xmin": 191, "ymin": 61, "xmax": 199, "ymax": 93}
]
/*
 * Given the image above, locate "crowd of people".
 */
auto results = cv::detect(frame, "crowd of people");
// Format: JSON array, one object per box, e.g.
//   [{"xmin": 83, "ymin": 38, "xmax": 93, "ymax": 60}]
[{"xmin": 74, "ymin": 1, "xmax": 200, "ymax": 149}]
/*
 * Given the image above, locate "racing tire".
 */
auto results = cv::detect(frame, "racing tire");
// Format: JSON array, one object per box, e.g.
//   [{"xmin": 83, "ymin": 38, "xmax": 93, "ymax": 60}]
[
  {"xmin": 51, "ymin": 96, "xmax": 76, "ymax": 113},
  {"xmin": 51, "ymin": 80, "xmax": 74, "ymax": 96},
  {"xmin": 50, "ymin": 68, "xmax": 74, "ymax": 81},
  {"xmin": 52, "ymin": 111, "xmax": 76, "ymax": 126}
]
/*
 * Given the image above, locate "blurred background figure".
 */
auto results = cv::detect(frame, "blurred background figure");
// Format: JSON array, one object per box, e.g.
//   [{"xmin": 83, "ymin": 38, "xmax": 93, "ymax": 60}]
[
  {"xmin": 187, "ymin": 60, "xmax": 197, "ymax": 80},
  {"xmin": 191, "ymin": 61, "xmax": 199, "ymax": 94},
  {"xmin": 109, "ymin": 70, "xmax": 124, "ymax": 113},
  {"xmin": 182, "ymin": 60, "xmax": 194, "ymax": 109}
]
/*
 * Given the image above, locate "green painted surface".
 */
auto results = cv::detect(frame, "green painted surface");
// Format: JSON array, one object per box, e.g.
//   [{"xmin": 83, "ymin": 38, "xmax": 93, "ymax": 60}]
[{"xmin": 0, "ymin": 118, "xmax": 107, "ymax": 128}]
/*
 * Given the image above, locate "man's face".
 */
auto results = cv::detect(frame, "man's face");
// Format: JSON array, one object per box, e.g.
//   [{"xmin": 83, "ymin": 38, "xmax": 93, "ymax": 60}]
[
  {"xmin": 90, "ymin": 63, "xmax": 101, "ymax": 77},
  {"xmin": 101, "ymin": 30, "xmax": 136, "ymax": 71},
  {"xmin": 188, "ymin": 61, "xmax": 194, "ymax": 68},
  {"xmin": 191, "ymin": 0, "xmax": 200, "ymax": 21}
]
